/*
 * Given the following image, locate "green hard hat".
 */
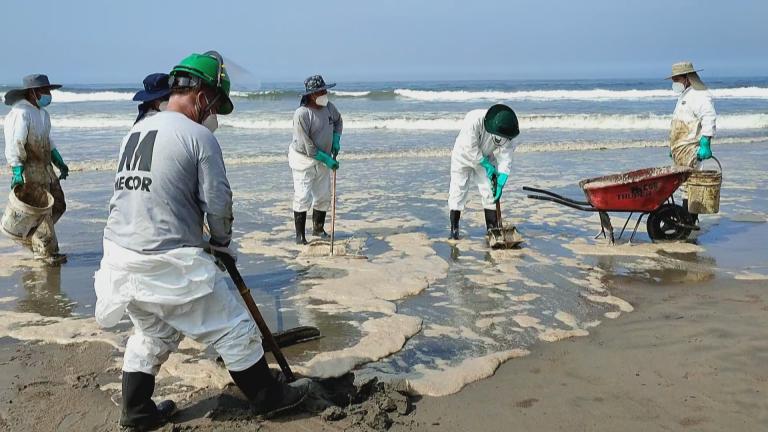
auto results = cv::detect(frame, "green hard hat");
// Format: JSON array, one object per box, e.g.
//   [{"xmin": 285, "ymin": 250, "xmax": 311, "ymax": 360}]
[
  {"xmin": 484, "ymin": 104, "xmax": 519, "ymax": 139},
  {"xmin": 170, "ymin": 51, "xmax": 234, "ymax": 115}
]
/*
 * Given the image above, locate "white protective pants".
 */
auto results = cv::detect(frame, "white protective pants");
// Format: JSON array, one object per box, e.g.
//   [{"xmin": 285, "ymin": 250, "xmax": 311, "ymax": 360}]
[
  {"xmin": 291, "ymin": 163, "xmax": 331, "ymax": 213},
  {"xmin": 122, "ymin": 276, "xmax": 264, "ymax": 375},
  {"xmin": 448, "ymin": 162, "xmax": 495, "ymax": 211}
]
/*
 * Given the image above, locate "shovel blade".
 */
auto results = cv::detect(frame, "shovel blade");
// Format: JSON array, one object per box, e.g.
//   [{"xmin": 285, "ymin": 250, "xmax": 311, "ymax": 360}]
[
  {"xmin": 269, "ymin": 326, "xmax": 322, "ymax": 350},
  {"xmin": 486, "ymin": 226, "xmax": 524, "ymax": 249}
]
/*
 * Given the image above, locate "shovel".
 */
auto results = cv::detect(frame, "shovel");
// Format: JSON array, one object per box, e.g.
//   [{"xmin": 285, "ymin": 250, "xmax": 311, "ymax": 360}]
[
  {"xmin": 219, "ymin": 254, "xmax": 298, "ymax": 382},
  {"xmin": 486, "ymin": 175, "xmax": 524, "ymax": 249},
  {"xmin": 203, "ymin": 225, "xmax": 322, "ymax": 352}
]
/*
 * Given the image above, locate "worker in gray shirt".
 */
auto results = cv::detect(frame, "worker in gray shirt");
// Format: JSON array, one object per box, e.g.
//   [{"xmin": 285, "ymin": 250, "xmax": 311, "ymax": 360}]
[
  {"xmin": 95, "ymin": 51, "xmax": 309, "ymax": 431},
  {"xmin": 288, "ymin": 75, "xmax": 343, "ymax": 244}
]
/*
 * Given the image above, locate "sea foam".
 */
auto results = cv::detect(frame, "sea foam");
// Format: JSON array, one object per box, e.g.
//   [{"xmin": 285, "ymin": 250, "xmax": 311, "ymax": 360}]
[
  {"xmin": 394, "ymin": 87, "xmax": 768, "ymax": 102},
  {"xmin": 2, "ymin": 112, "xmax": 764, "ymax": 131}
]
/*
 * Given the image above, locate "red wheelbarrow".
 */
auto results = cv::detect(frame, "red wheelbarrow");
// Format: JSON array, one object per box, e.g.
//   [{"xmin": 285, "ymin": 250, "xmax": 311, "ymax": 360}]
[{"xmin": 523, "ymin": 166, "xmax": 698, "ymax": 243}]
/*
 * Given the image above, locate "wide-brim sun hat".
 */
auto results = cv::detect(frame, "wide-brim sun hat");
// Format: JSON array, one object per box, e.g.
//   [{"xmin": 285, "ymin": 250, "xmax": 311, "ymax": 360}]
[
  {"xmin": 484, "ymin": 104, "xmax": 520, "ymax": 139},
  {"xmin": 666, "ymin": 61, "xmax": 703, "ymax": 79},
  {"xmin": 4, "ymin": 74, "xmax": 62, "ymax": 106},
  {"xmin": 133, "ymin": 73, "xmax": 171, "ymax": 102},
  {"xmin": 302, "ymin": 75, "xmax": 336, "ymax": 96},
  {"xmin": 666, "ymin": 61, "xmax": 707, "ymax": 90}
]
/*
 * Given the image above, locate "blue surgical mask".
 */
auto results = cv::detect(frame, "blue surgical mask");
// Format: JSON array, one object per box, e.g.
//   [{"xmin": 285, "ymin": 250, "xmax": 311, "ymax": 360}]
[{"xmin": 37, "ymin": 94, "xmax": 52, "ymax": 107}]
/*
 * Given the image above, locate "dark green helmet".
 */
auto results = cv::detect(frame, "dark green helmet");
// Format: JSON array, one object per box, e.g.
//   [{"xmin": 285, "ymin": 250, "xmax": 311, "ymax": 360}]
[{"xmin": 484, "ymin": 104, "xmax": 519, "ymax": 139}]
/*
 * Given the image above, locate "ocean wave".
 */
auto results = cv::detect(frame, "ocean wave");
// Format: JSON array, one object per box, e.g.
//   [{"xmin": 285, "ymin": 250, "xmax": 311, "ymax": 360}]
[
  {"xmin": 3, "ymin": 86, "xmax": 767, "ymax": 104},
  {"xmin": 5, "ymin": 112, "xmax": 763, "ymax": 131},
  {"xmin": 331, "ymin": 90, "xmax": 372, "ymax": 97},
  {"xmin": 220, "ymin": 113, "xmax": 766, "ymax": 131},
  {"xmin": 231, "ymin": 89, "xmax": 381, "ymax": 99},
  {"xmin": 394, "ymin": 87, "xmax": 768, "ymax": 102},
  {"xmin": 523, "ymin": 113, "xmax": 768, "ymax": 130},
  {"xmin": 52, "ymin": 90, "xmax": 135, "ymax": 103},
  {"xmin": 0, "ymin": 90, "xmax": 136, "ymax": 103},
  {"xmin": 7, "ymin": 135, "xmax": 759, "ymax": 175}
]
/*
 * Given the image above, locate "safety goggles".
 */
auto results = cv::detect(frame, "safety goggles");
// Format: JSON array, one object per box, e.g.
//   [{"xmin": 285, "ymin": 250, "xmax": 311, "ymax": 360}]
[{"xmin": 491, "ymin": 134, "xmax": 509, "ymax": 146}]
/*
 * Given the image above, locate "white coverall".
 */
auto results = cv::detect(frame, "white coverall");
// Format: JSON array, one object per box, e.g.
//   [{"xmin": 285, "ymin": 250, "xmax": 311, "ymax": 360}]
[
  {"xmin": 3, "ymin": 99, "xmax": 66, "ymax": 257},
  {"xmin": 288, "ymin": 150, "xmax": 331, "ymax": 213},
  {"xmin": 669, "ymin": 87, "xmax": 717, "ymax": 167},
  {"xmin": 288, "ymin": 103, "xmax": 342, "ymax": 213},
  {"xmin": 448, "ymin": 109, "xmax": 516, "ymax": 211},
  {"xmin": 95, "ymin": 239, "xmax": 263, "ymax": 374}
]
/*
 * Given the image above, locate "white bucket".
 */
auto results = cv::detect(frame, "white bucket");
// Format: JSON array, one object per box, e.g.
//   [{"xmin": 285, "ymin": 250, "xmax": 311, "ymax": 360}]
[{"xmin": 1, "ymin": 187, "xmax": 54, "ymax": 240}]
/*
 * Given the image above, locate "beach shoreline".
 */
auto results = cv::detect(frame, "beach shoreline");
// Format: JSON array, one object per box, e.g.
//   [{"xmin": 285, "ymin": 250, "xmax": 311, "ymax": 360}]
[{"xmin": 1, "ymin": 275, "xmax": 765, "ymax": 431}]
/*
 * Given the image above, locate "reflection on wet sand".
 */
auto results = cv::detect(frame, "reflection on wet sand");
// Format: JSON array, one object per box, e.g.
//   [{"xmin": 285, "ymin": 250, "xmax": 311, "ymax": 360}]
[{"xmin": 17, "ymin": 265, "xmax": 74, "ymax": 317}]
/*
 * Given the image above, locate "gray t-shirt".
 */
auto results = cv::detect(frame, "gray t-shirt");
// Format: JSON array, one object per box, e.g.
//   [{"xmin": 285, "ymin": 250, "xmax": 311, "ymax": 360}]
[
  {"xmin": 103, "ymin": 111, "xmax": 233, "ymax": 253},
  {"xmin": 289, "ymin": 102, "xmax": 343, "ymax": 157}
]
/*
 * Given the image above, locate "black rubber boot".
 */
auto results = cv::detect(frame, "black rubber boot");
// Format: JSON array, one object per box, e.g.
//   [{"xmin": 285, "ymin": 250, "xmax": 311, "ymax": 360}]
[
  {"xmin": 484, "ymin": 208, "xmax": 499, "ymax": 231},
  {"xmin": 312, "ymin": 210, "xmax": 329, "ymax": 238},
  {"xmin": 294, "ymin": 211, "xmax": 308, "ymax": 245},
  {"xmin": 449, "ymin": 210, "xmax": 461, "ymax": 240},
  {"xmin": 229, "ymin": 357, "xmax": 311, "ymax": 419},
  {"xmin": 120, "ymin": 372, "xmax": 177, "ymax": 431}
]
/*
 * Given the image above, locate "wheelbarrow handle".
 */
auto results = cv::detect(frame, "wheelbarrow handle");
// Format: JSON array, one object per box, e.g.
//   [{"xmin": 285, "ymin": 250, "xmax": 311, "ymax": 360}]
[{"xmin": 522, "ymin": 186, "xmax": 591, "ymax": 206}]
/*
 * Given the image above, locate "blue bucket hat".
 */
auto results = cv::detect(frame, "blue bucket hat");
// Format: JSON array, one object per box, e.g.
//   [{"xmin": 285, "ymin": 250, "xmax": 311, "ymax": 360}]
[
  {"xmin": 301, "ymin": 75, "xmax": 336, "ymax": 96},
  {"xmin": 132, "ymin": 73, "xmax": 171, "ymax": 102},
  {"xmin": 4, "ymin": 74, "xmax": 62, "ymax": 106}
]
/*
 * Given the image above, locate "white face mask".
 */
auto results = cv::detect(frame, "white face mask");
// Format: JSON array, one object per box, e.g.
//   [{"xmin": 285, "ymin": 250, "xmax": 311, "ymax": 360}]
[
  {"xmin": 202, "ymin": 113, "xmax": 219, "ymax": 133},
  {"xmin": 672, "ymin": 82, "xmax": 686, "ymax": 95},
  {"xmin": 158, "ymin": 101, "xmax": 169, "ymax": 111},
  {"xmin": 315, "ymin": 94, "xmax": 329, "ymax": 106}
]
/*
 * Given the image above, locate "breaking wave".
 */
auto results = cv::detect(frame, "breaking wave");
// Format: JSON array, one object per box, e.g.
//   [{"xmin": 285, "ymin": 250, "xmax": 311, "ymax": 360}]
[
  {"xmin": 2, "ymin": 113, "xmax": 764, "ymax": 131},
  {"xmin": 394, "ymin": 87, "xmax": 768, "ymax": 102},
  {"xmin": 3, "ymin": 86, "xmax": 767, "ymax": 104},
  {"xmin": 53, "ymin": 90, "xmax": 135, "ymax": 103}
]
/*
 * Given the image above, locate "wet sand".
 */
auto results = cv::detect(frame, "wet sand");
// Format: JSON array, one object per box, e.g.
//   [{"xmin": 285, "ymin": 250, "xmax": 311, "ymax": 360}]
[
  {"xmin": 399, "ymin": 277, "xmax": 768, "ymax": 432},
  {"xmin": 1, "ymin": 276, "xmax": 765, "ymax": 431},
  {"xmin": 0, "ymin": 142, "xmax": 766, "ymax": 430}
]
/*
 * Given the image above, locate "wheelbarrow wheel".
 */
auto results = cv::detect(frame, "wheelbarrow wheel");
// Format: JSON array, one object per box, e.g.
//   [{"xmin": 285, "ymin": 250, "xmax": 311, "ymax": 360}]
[{"xmin": 646, "ymin": 204, "xmax": 693, "ymax": 241}]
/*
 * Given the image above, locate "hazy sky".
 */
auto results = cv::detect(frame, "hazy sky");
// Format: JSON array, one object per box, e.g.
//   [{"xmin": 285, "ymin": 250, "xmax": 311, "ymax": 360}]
[{"xmin": 1, "ymin": 0, "xmax": 766, "ymax": 85}]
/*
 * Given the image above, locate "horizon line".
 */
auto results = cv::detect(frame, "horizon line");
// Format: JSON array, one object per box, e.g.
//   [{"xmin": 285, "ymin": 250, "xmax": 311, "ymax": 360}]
[{"xmin": 1, "ymin": 74, "xmax": 767, "ymax": 88}]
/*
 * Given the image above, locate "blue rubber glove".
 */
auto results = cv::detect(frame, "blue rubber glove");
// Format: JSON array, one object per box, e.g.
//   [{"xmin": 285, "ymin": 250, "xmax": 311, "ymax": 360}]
[
  {"xmin": 493, "ymin": 173, "xmax": 508, "ymax": 202},
  {"xmin": 10, "ymin": 166, "xmax": 24, "ymax": 189},
  {"xmin": 332, "ymin": 132, "xmax": 341, "ymax": 158},
  {"xmin": 51, "ymin": 149, "xmax": 69, "ymax": 180},
  {"xmin": 314, "ymin": 150, "xmax": 339, "ymax": 170},
  {"xmin": 480, "ymin": 157, "xmax": 497, "ymax": 180},
  {"xmin": 697, "ymin": 136, "xmax": 712, "ymax": 160}
]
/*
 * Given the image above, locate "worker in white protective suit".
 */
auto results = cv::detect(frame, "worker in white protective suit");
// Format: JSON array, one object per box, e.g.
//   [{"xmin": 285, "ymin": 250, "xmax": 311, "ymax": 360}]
[
  {"xmin": 666, "ymin": 61, "xmax": 717, "ymax": 222},
  {"xmin": 3, "ymin": 74, "xmax": 68, "ymax": 264},
  {"xmin": 448, "ymin": 104, "xmax": 520, "ymax": 240},
  {"xmin": 288, "ymin": 75, "xmax": 343, "ymax": 244},
  {"xmin": 94, "ymin": 52, "xmax": 309, "ymax": 432}
]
